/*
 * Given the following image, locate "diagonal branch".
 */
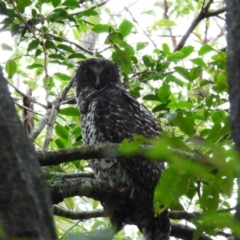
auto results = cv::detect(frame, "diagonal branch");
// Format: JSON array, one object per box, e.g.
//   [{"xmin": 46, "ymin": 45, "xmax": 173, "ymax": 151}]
[
  {"xmin": 175, "ymin": 0, "xmax": 226, "ymax": 51},
  {"xmin": 42, "ymin": 77, "xmax": 75, "ymax": 149}
]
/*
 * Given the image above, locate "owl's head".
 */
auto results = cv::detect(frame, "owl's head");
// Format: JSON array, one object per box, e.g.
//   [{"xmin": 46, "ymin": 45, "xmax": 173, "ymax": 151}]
[{"xmin": 75, "ymin": 58, "xmax": 121, "ymax": 92}]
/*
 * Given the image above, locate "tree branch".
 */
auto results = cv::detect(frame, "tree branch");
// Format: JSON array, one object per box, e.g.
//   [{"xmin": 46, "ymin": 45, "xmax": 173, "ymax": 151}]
[
  {"xmin": 49, "ymin": 177, "xmax": 215, "ymax": 240},
  {"xmin": 171, "ymin": 223, "xmax": 213, "ymax": 240},
  {"xmin": 43, "ymin": 77, "xmax": 75, "ymax": 150},
  {"xmin": 38, "ymin": 143, "xmax": 214, "ymax": 169},
  {"xmin": 44, "ymin": 171, "xmax": 95, "ymax": 179},
  {"xmin": 53, "ymin": 205, "xmax": 107, "ymax": 219},
  {"xmin": 175, "ymin": 1, "xmax": 226, "ymax": 51}
]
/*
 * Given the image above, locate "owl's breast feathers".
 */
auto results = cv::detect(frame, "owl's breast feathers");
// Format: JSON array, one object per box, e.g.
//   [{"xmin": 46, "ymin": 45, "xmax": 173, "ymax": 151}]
[
  {"xmin": 77, "ymin": 84, "xmax": 162, "ymax": 142},
  {"xmin": 76, "ymin": 81, "xmax": 170, "ymax": 240}
]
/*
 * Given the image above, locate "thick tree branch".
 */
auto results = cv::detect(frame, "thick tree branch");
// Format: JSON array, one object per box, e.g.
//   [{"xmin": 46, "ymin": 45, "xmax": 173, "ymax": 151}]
[
  {"xmin": 38, "ymin": 143, "xmax": 213, "ymax": 169},
  {"xmin": 44, "ymin": 171, "xmax": 95, "ymax": 179},
  {"xmin": 175, "ymin": 1, "xmax": 226, "ymax": 51},
  {"xmin": 171, "ymin": 224, "xmax": 213, "ymax": 240},
  {"xmin": 53, "ymin": 205, "xmax": 107, "ymax": 219},
  {"xmin": 49, "ymin": 177, "xmax": 215, "ymax": 240}
]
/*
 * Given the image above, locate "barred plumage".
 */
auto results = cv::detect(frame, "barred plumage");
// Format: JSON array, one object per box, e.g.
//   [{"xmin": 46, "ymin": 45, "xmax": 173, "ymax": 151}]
[{"xmin": 75, "ymin": 58, "xmax": 170, "ymax": 240}]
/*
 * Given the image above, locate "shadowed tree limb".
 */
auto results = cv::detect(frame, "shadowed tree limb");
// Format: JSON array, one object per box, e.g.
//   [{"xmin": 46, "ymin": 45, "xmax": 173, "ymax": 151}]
[
  {"xmin": 38, "ymin": 143, "xmax": 214, "ymax": 168},
  {"xmin": 50, "ymin": 177, "xmax": 218, "ymax": 240}
]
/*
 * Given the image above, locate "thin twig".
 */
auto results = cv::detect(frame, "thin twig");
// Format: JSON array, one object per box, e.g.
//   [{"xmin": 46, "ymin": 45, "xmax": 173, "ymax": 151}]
[
  {"xmin": 8, "ymin": 81, "xmax": 47, "ymax": 109},
  {"xmin": 124, "ymin": 7, "xmax": 157, "ymax": 48},
  {"xmin": 72, "ymin": 0, "xmax": 110, "ymax": 16},
  {"xmin": 46, "ymin": 33, "xmax": 94, "ymax": 55}
]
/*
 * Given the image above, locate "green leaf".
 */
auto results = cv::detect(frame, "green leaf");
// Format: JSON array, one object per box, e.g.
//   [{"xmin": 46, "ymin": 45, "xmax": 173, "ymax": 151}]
[
  {"xmin": 16, "ymin": 0, "xmax": 31, "ymax": 9},
  {"xmin": 105, "ymin": 32, "xmax": 123, "ymax": 44},
  {"xmin": 55, "ymin": 124, "xmax": 69, "ymax": 140},
  {"xmin": 158, "ymin": 84, "xmax": 171, "ymax": 102},
  {"xmin": 154, "ymin": 165, "xmax": 188, "ymax": 214},
  {"xmin": 213, "ymin": 72, "xmax": 227, "ymax": 92},
  {"xmin": 162, "ymin": 43, "xmax": 170, "ymax": 55},
  {"xmin": 27, "ymin": 63, "xmax": 44, "ymax": 69},
  {"xmin": 68, "ymin": 53, "xmax": 86, "ymax": 59},
  {"xmin": 5, "ymin": 60, "xmax": 17, "ymax": 78},
  {"xmin": 27, "ymin": 40, "xmax": 39, "ymax": 52},
  {"xmin": 174, "ymin": 66, "xmax": 191, "ymax": 81},
  {"xmin": 55, "ymin": 138, "xmax": 65, "ymax": 149},
  {"xmin": 78, "ymin": 9, "xmax": 98, "ymax": 17},
  {"xmin": 166, "ymin": 75, "xmax": 183, "ymax": 87},
  {"xmin": 189, "ymin": 68, "xmax": 200, "ymax": 80},
  {"xmin": 1, "ymin": 43, "xmax": 13, "ymax": 51},
  {"xmin": 167, "ymin": 101, "xmax": 193, "ymax": 109},
  {"xmin": 52, "ymin": 0, "xmax": 61, "ymax": 7},
  {"xmin": 142, "ymin": 55, "xmax": 154, "ymax": 67},
  {"xmin": 136, "ymin": 42, "xmax": 148, "ymax": 51},
  {"xmin": 114, "ymin": 48, "xmax": 132, "ymax": 72},
  {"xmin": 35, "ymin": 49, "xmax": 42, "ymax": 58},
  {"xmin": 152, "ymin": 101, "xmax": 171, "ymax": 112},
  {"xmin": 45, "ymin": 40, "xmax": 55, "ymax": 49},
  {"xmin": 154, "ymin": 19, "xmax": 176, "ymax": 28},
  {"xmin": 179, "ymin": 46, "xmax": 194, "ymax": 58},
  {"xmin": 119, "ymin": 20, "xmax": 133, "ymax": 37},
  {"xmin": 191, "ymin": 58, "xmax": 206, "ymax": 67},
  {"xmin": 92, "ymin": 24, "xmax": 111, "ymax": 33},
  {"xmin": 200, "ymin": 79, "xmax": 212, "ymax": 88},
  {"xmin": 32, "ymin": 9, "xmax": 37, "ymax": 18},
  {"xmin": 48, "ymin": 54, "xmax": 65, "ymax": 60},
  {"xmin": 171, "ymin": 109, "xmax": 196, "ymax": 135},
  {"xmin": 61, "ymin": 0, "xmax": 79, "ymax": 9},
  {"xmin": 59, "ymin": 107, "xmax": 79, "ymax": 116},
  {"xmin": 198, "ymin": 44, "xmax": 215, "ymax": 56},
  {"xmin": 57, "ymin": 44, "xmax": 74, "ymax": 53},
  {"xmin": 142, "ymin": 94, "xmax": 160, "ymax": 101},
  {"xmin": 167, "ymin": 52, "xmax": 185, "ymax": 61},
  {"xmin": 54, "ymin": 73, "xmax": 71, "ymax": 81},
  {"xmin": 211, "ymin": 110, "xmax": 226, "ymax": 123}
]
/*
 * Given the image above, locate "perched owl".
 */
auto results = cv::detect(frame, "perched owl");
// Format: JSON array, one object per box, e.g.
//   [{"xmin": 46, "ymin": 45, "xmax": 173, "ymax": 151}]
[{"xmin": 75, "ymin": 58, "xmax": 170, "ymax": 240}]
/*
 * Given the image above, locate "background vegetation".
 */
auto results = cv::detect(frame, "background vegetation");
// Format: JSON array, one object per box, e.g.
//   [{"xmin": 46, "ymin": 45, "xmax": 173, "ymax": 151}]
[{"xmin": 0, "ymin": 0, "xmax": 238, "ymax": 239}]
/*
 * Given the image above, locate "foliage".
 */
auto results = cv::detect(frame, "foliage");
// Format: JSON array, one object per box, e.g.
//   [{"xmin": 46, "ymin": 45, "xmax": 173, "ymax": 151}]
[{"xmin": 0, "ymin": 0, "xmax": 233, "ymax": 239}]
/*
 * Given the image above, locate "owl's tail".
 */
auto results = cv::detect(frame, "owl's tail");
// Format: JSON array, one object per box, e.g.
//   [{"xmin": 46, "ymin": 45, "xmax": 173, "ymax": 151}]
[{"xmin": 140, "ymin": 210, "xmax": 170, "ymax": 240}]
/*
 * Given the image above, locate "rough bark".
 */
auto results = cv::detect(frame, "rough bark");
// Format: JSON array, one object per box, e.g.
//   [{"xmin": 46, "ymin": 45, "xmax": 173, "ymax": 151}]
[
  {"xmin": 226, "ymin": 1, "xmax": 240, "ymax": 239},
  {"xmin": 0, "ymin": 67, "xmax": 57, "ymax": 240}
]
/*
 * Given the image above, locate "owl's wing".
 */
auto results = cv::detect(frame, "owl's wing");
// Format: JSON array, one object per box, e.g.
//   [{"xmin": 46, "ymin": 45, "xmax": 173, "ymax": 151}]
[{"xmin": 94, "ymin": 86, "xmax": 164, "ymax": 191}]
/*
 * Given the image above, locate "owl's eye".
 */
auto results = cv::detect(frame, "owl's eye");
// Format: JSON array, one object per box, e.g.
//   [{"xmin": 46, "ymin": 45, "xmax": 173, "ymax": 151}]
[
  {"xmin": 84, "ymin": 69, "xmax": 91, "ymax": 75},
  {"xmin": 104, "ymin": 69, "xmax": 111, "ymax": 75}
]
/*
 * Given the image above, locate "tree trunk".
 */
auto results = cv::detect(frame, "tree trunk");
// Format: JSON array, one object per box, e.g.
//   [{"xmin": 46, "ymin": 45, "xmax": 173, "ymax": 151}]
[
  {"xmin": 226, "ymin": 1, "xmax": 240, "ymax": 239},
  {"xmin": 0, "ymin": 67, "xmax": 57, "ymax": 240}
]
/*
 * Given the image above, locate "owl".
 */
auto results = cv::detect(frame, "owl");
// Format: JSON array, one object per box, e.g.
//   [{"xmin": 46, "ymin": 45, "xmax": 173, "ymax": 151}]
[{"xmin": 75, "ymin": 58, "xmax": 170, "ymax": 240}]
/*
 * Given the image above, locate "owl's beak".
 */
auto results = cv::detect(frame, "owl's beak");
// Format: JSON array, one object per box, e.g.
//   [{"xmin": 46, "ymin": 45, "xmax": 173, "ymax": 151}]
[
  {"xmin": 95, "ymin": 76, "xmax": 100, "ymax": 89},
  {"xmin": 95, "ymin": 76, "xmax": 104, "ymax": 90}
]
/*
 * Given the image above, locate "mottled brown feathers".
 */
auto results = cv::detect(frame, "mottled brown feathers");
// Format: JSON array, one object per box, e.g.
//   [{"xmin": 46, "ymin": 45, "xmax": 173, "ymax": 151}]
[{"xmin": 75, "ymin": 58, "xmax": 170, "ymax": 240}]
